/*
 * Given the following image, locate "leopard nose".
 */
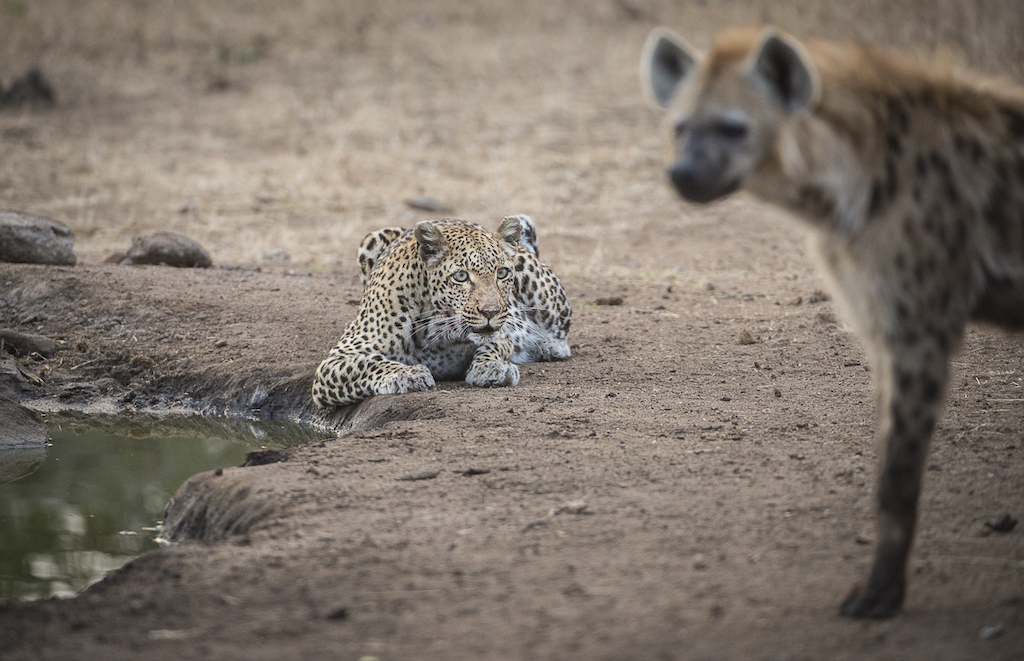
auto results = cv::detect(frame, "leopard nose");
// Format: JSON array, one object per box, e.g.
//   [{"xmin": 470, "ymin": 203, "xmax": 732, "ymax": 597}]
[{"xmin": 478, "ymin": 304, "xmax": 500, "ymax": 320}]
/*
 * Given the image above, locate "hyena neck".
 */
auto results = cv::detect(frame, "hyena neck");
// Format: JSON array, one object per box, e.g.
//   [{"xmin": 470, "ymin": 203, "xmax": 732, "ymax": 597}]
[
  {"xmin": 749, "ymin": 112, "xmax": 877, "ymax": 238},
  {"xmin": 755, "ymin": 51, "xmax": 1024, "ymax": 239}
]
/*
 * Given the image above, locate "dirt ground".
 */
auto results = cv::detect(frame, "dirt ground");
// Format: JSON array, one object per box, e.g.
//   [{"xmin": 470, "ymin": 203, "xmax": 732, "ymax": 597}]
[{"xmin": 1, "ymin": 1, "xmax": 1023, "ymax": 659}]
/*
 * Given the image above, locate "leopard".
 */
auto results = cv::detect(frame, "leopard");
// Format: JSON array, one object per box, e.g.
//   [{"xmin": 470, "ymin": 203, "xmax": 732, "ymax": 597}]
[
  {"xmin": 641, "ymin": 25, "xmax": 1024, "ymax": 618},
  {"xmin": 312, "ymin": 215, "xmax": 571, "ymax": 408}
]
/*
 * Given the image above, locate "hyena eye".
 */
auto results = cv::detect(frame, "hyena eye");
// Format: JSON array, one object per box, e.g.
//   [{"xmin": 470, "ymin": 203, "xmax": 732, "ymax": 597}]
[
  {"xmin": 496, "ymin": 267, "xmax": 511, "ymax": 279},
  {"xmin": 713, "ymin": 118, "xmax": 748, "ymax": 139},
  {"xmin": 451, "ymin": 270, "xmax": 470, "ymax": 283},
  {"xmin": 673, "ymin": 121, "xmax": 688, "ymax": 139}
]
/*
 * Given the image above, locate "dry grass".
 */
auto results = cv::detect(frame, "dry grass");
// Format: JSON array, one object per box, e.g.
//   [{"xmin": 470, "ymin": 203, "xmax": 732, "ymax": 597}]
[{"xmin": 2, "ymin": 0, "xmax": 1023, "ymax": 270}]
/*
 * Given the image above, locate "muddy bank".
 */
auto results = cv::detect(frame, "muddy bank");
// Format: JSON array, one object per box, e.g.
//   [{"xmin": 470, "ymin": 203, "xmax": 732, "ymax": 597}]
[
  {"xmin": 2, "ymin": 0, "xmax": 1024, "ymax": 655},
  {"xmin": 0, "ymin": 260, "xmax": 1021, "ymax": 660}
]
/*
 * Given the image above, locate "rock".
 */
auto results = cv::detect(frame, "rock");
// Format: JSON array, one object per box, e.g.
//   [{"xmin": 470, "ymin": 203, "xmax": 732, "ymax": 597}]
[
  {"xmin": 123, "ymin": 231, "xmax": 212, "ymax": 268},
  {"xmin": 0, "ymin": 395, "xmax": 47, "ymax": 449},
  {"xmin": 404, "ymin": 197, "xmax": 454, "ymax": 214},
  {"xmin": 0, "ymin": 329, "xmax": 57, "ymax": 358},
  {"xmin": 0, "ymin": 447, "xmax": 47, "ymax": 486},
  {"xmin": 979, "ymin": 623, "xmax": 1005, "ymax": 640},
  {"xmin": 808, "ymin": 289, "xmax": 831, "ymax": 303},
  {"xmin": 398, "ymin": 469, "xmax": 440, "ymax": 481},
  {"xmin": 984, "ymin": 513, "xmax": 1018, "ymax": 533},
  {"xmin": 0, "ymin": 357, "xmax": 24, "ymax": 400},
  {"xmin": 161, "ymin": 469, "xmax": 280, "ymax": 542},
  {"xmin": 128, "ymin": 354, "xmax": 155, "ymax": 369},
  {"xmin": 1, "ymin": 68, "xmax": 55, "ymax": 107},
  {"xmin": 0, "ymin": 210, "xmax": 77, "ymax": 265},
  {"xmin": 242, "ymin": 449, "xmax": 287, "ymax": 467},
  {"xmin": 262, "ymin": 249, "xmax": 290, "ymax": 262}
]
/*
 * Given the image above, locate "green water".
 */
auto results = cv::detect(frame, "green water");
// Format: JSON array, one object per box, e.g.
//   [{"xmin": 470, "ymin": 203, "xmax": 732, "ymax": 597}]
[{"xmin": 0, "ymin": 416, "xmax": 315, "ymax": 602}]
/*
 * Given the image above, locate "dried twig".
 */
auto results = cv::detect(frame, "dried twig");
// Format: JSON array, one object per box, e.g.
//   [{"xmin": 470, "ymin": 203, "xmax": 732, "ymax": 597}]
[{"xmin": 521, "ymin": 496, "xmax": 589, "ymax": 532}]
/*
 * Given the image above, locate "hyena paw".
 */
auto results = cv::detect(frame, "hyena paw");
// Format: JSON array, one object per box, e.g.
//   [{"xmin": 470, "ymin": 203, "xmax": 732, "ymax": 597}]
[
  {"xmin": 466, "ymin": 360, "xmax": 520, "ymax": 388},
  {"xmin": 838, "ymin": 581, "xmax": 904, "ymax": 619},
  {"xmin": 379, "ymin": 365, "xmax": 435, "ymax": 395}
]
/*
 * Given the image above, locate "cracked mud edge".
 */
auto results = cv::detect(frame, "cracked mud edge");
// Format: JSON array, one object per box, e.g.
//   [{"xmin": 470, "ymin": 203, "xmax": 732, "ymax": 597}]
[
  {"xmin": 19, "ymin": 366, "xmax": 446, "ymax": 438},
  {"xmin": 14, "ymin": 367, "xmax": 447, "ymax": 543}
]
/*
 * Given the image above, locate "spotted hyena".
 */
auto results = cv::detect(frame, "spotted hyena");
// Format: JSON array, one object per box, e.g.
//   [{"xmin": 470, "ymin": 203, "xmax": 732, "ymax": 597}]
[{"xmin": 641, "ymin": 26, "xmax": 1024, "ymax": 618}]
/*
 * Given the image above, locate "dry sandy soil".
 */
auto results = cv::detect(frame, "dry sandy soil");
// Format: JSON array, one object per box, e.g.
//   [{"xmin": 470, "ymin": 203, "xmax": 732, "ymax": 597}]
[{"xmin": 1, "ymin": 1, "xmax": 1023, "ymax": 659}]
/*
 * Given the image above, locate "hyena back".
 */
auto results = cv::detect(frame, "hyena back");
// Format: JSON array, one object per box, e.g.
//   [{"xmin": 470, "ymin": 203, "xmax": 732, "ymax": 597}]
[{"xmin": 641, "ymin": 25, "xmax": 1024, "ymax": 618}]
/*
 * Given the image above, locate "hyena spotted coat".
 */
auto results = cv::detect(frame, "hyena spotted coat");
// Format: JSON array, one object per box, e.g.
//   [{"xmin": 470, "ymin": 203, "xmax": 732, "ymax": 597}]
[{"xmin": 641, "ymin": 26, "xmax": 1024, "ymax": 618}]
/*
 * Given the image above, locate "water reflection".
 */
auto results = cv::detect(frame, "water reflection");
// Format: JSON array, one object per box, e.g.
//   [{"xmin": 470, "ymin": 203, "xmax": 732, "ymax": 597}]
[{"xmin": 0, "ymin": 424, "xmax": 258, "ymax": 601}]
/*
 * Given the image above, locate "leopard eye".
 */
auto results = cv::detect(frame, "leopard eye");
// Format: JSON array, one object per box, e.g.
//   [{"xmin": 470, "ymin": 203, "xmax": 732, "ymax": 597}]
[
  {"xmin": 496, "ymin": 267, "xmax": 511, "ymax": 280},
  {"xmin": 452, "ymin": 270, "xmax": 470, "ymax": 283}
]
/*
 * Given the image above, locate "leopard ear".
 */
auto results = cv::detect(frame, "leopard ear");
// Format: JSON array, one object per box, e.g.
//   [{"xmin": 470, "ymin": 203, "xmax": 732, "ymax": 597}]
[
  {"xmin": 414, "ymin": 221, "xmax": 449, "ymax": 265},
  {"xmin": 497, "ymin": 216, "xmax": 523, "ymax": 247}
]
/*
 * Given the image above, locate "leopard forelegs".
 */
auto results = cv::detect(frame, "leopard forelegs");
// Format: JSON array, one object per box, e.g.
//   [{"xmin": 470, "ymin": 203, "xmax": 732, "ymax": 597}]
[
  {"xmin": 465, "ymin": 332, "xmax": 520, "ymax": 388},
  {"xmin": 312, "ymin": 350, "xmax": 435, "ymax": 407}
]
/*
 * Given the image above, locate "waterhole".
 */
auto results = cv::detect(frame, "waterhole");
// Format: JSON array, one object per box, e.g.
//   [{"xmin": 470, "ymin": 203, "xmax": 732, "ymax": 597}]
[{"xmin": 0, "ymin": 414, "xmax": 317, "ymax": 602}]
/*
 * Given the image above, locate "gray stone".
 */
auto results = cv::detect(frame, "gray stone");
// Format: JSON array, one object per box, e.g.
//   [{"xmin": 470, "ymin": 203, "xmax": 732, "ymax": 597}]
[
  {"xmin": 0, "ymin": 357, "xmax": 23, "ymax": 401},
  {"xmin": 0, "ymin": 395, "xmax": 47, "ymax": 450},
  {"xmin": 161, "ymin": 469, "xmax": 279, "ymax": 542},
  {"xmin": 0, "ymin": 329, "xmax": 57, "ymax": 358},
  {"xmin": 0, "ymin": 447, "xmax": 46, "ymax": 486},
  {"xmin": 0, "ymin": 68, "xmax": 55, "ymax": 107},
  {"xmin": 404, "ymin": 197, "xmax": 455, "ymax": 214},
  {"xmin": 124, "ymin": 231, "xmax": 212, "ymax": 268},
  {"xmin": 0, "ymin": 210, "xmax": 77, "ymax": 265},
  {"xmin": 262, "ymin": 248, "xmax": 290, "ymax": 262}
]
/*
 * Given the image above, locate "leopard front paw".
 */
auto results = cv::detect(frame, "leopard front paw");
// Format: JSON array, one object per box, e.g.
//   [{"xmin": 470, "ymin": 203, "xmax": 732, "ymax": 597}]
[
  {"xmin": 466, "ymin": 360, "xmax": 520, "ymax": 388},
  {"xmin": 378, "ymin": 365, "xmax": 436, "ymax": 395}
]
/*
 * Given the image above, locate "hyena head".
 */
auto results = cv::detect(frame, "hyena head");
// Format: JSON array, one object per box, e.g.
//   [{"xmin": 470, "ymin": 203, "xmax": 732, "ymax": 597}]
[{"xmin": 640, "ymin": 26, "xmax": 821, "ymax": 204}]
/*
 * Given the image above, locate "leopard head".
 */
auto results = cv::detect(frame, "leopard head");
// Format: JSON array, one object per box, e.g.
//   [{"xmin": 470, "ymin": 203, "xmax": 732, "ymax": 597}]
[{"xmin": 414, "ymin": 217, "xmax": 522, "ymax": 342}]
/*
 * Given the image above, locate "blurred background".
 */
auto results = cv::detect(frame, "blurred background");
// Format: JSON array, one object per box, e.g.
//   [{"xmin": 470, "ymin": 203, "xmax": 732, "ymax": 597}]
[{"xmin": 2, "ymin": 0, "xmax": 1022, "ymax": 272}]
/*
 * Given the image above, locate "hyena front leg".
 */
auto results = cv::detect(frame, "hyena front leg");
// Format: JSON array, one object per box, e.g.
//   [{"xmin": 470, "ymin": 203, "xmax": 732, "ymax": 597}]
[{"xmin": 839, "ymin": 326, "xmax": 957, "ymax": 618}]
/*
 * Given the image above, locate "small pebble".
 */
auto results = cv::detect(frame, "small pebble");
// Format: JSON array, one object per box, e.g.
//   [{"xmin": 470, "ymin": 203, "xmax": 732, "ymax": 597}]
[
  {"xmin": 984, "ymin": 513, "xmax": 1017, "ymax": 533},
  {"xmin": 737, "ymin": 329, "xmax": 756, "ymax": 345},
  {"xmin": 561, "ymin": 498, "xmax": 589, "ymax": 514},
  {"xmin": 398, "ymin": 469, "xmax": 440, "ymax": 481},
  {"xmin": 262, "ymin": 249, "xmax": 290, "ymax": 262},
  {"xmin": 979, "ymin": 623, "xmax": 1004, "ymax": 640},
  {"xmin": 129, "ymin": 355, "xmax": 155, "ymax": 369},
  {"xmin": 326, "ymin": 606, "xmax": 349, "ymax": 620},
  {"xmin": 404, "ymin": 197, "xmax": 454, "ymax": 213}
]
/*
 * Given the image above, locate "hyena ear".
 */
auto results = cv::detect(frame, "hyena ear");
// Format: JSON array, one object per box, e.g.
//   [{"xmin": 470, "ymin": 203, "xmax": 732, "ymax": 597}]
[
  {"xmin": 747, "ymin": 29, "xmax": 820, "ymax": 113},
  {"xmin": 640, "ymin": 27, "xmax": 701, "ymax": 109},
  {"xmin": 414, "ymin": 221, "xmax": 449, "ymax": 266},
  {"xmin": 496, "ymin": 215, "xmax": 524, "ymax": 248}
]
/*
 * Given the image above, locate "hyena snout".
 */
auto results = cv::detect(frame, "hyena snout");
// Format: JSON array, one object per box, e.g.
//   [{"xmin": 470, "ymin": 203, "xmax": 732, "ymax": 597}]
[{"xmin": 668, "ymin": 138, "xmax": 741, "ymax": 204}]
